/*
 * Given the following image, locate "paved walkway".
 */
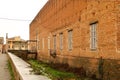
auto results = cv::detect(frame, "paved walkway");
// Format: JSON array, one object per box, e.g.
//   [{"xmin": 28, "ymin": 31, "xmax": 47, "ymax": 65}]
[
  {"xmin": 8, "ymin": 52, "xmax": 51, "ymax": 80},
  {"xmin": 0, "ymin": 53, "xmax": 11, "ymax": 80}
]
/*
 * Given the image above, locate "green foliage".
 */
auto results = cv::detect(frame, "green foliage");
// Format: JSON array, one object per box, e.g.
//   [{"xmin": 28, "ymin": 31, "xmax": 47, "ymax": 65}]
[
  {"xmin": 28, "ymin": 59, "xmax": 76, "ymax": 80},
  {"xmin": 7, "ymin": 60, "xmax": 15, "ymax": 80},
  {"xmin": 98, "ymin": 57, "xmax": 104, "ymax": 80}
]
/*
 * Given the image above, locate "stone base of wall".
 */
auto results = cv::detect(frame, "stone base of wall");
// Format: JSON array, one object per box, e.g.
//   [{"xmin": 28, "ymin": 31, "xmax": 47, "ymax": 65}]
[{"xmin": 38, "ymin": 54, "xmax": 120, "ymax": 80}]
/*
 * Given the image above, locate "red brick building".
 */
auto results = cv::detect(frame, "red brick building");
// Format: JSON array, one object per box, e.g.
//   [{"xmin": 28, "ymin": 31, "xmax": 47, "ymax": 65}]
[{"xmin": 30, "ymin": 0, "xmax": 120, "ymax": 79}]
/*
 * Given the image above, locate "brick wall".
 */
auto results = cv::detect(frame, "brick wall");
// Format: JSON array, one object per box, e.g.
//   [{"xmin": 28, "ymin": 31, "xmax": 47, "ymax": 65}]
[{"xmin": 30, "ymin": 0, "xmax": 120, "ymax": 79}]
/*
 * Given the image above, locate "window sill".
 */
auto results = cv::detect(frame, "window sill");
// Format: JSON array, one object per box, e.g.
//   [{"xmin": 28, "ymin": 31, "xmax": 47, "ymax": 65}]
[{"xmin": 91, "ymin": 49, "xmax": 97, "ymax": 51}]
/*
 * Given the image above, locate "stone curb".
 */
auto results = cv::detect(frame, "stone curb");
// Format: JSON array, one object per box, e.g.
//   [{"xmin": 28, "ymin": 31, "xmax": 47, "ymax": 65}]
[{"xmin": 7, "ymin": 52, "xmax": 51, "ymax": 80}]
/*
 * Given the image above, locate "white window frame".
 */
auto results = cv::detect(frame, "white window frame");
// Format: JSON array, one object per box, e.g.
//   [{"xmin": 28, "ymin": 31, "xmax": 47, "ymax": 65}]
[
  {"xmin": 68, "ymin": 30, "xmax": 73, "ymax": 50},
  {"xmin": 48, "ymin": 37, "xmax": 50, "ymax": 50},
  {"xmin": 42, "ymin": 38, "xmax": 44, "ymax": 49},
  {"xmin": 59, "ymin": 33, "xmax": 63, "ymax": 50},
  {"xmin": 53, "ymin": 35, "xmax": 56, "ymax": 50},
  {"xmin": 90, "ymin": 22, "xmax": 97, "ymax": 50},
  {"xmin": 36, "ymin": 29, "xmax": 38, "ymax": 50},
  {"xmin": 38, "ymin": 40, "xmax": 40, "ymax": 50}
]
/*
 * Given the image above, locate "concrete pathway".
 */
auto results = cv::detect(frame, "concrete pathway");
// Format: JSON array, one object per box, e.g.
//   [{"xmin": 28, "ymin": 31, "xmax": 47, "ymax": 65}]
[
  {"xmin": 0, "ymin": 53, "xmax": 11, "ymax": 80},
  {"xmin": 8, "ymin": 52, "xmax": 51, "ymax": 80}
]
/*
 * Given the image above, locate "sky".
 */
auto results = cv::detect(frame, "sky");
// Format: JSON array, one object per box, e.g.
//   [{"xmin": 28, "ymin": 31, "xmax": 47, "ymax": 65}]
[{"xmin": 0, "ymin": 0, "xmax": 48, "ymax": 42}]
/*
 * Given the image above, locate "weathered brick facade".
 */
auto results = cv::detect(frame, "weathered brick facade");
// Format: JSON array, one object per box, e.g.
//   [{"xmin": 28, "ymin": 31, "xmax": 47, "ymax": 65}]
[{"xmin": 30, "ymin": 0, "xmax": 120, "ymax": 79}]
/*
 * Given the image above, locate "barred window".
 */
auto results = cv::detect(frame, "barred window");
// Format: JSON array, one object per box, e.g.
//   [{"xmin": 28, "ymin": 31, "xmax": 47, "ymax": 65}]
[
  {"xmin": 48, "ymin": 37, "xmax": 50, "ymax": 50},
  {"xmin": 53, "ymin": 35, "xmax": 56, "ymax": 50},
  {"xmin": 68, "ymin": 30, "xmax": 73, "ymax": 50},
  {"xmin": 38, "ymin": 40, "xmax": 40, "ymax": 50},
  {"xmin": 90, "ymin": 22, "xmax": 97, "ymax": 50},
  {"xmin": 42, "ymin": 38, "xmax": 44, "ymax": 49},
  {"xmin": 60, "ymin": 33, "xmax": 63, "ymax": 50}
]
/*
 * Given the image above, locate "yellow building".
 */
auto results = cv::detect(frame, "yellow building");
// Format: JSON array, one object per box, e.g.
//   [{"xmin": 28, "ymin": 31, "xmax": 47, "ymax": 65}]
[{"xmin": 7, "ymin": 36, "xmax": 27, "ymax": 50}]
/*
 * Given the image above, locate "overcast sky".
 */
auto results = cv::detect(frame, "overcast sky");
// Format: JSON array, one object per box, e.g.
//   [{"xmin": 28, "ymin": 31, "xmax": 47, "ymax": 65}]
[{"xmin": 0, "ymin": 0, "xmax": 48, "ymax": 42}]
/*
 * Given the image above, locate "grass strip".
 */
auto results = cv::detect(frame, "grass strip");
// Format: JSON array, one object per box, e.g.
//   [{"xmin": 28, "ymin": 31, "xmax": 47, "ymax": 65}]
[
  {"xmin": 28, "ymin": 59, "xmax": 76, "ymax": 80},
  {"xmin": 7, "ymin": 60, "xmax": 15, "ymax": 80}
]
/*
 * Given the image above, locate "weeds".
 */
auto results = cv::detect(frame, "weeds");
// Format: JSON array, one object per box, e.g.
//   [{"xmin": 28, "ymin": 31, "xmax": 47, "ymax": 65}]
[
  {"xmin": 7, "ymin": 60, "xmax": 15, "ymax": 80},
  {"xmin": 28, "ymin": 59, "xmax": 77, "ymax": 80}
]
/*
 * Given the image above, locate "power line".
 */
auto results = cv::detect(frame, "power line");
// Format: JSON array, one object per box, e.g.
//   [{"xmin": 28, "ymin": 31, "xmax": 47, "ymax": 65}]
[{"xmin": 0, "ymin": 17, "xmax": 32, "ymax": 21}]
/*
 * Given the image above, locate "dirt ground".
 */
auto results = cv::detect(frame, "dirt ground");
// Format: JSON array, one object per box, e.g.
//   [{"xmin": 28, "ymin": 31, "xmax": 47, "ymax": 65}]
[{"xmin": 0, "ymin": 53, "xmax": 11, "ymax": 80}]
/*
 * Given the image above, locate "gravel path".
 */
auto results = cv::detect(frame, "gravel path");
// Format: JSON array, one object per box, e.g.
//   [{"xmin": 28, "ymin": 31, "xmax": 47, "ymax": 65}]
[{"xmin": 0, "ymin": 54, "xmax": 11, "ymax": 80}]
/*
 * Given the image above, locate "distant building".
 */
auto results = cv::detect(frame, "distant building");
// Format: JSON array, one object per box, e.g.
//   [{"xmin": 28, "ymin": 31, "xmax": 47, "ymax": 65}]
[
  {"xmin": 7, "ymin": 36, "xmax": 27, "ymax": 50},
  {"xmin": 2, "ymin": 44, "xmax": 7, "ymax": 53},
  {"xmin": 0, "ymin": 37, "xmax": 4, "ymax": 53},
  {"xmin": 27, "ymin": 40, "xmax": 37, "ymax": 52}
]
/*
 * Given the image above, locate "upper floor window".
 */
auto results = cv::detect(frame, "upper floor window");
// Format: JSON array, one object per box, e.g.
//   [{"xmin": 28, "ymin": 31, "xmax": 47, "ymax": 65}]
[
  {"xmin": 68, "ymin": 30, "xmax": 73, "ymax": 50},
  {"xmin": 90, "ymin": 22, "xmax": 98, "ymax": 50}
]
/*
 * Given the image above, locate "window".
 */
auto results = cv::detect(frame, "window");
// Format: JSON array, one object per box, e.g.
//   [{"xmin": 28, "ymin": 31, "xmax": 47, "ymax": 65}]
[
  {"xmin": 42, "ymin": 38, "xmax": 44, "ymax": 49},
  {"xmin": 59, "ymin": 33, "xmax": 63, "ymax": 50},
  {"xmin": 22, "ymin": 45, "xmax": 24, "ymax": 47},
  {"xmin": 53, "ymin": 35, "xmax": 56, "ymax": 50},
  {"xmin": 36, "ymin": 30, "xmax": 38, "ymax": 50},
  {"xmin": 90, "ymin": 22, "xmax": 97, "ymax": 50},
  {"xmin": 68, "ymin": 30, "xmax": 73, "ymax": 50},
  {"xmin": 8, "ymin": 45, "xmax": 10, "ymax": 49},
  {"xmin": 38, "ymin": 40, "xmax": 40, "ymax": 50},
  {"xmin": 12, "ymin": 45, "xmax": 14, "ymax": 49},
  {"xmin": 48, "ymin": 37, "xmax": 50, "ymax": 50}
]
